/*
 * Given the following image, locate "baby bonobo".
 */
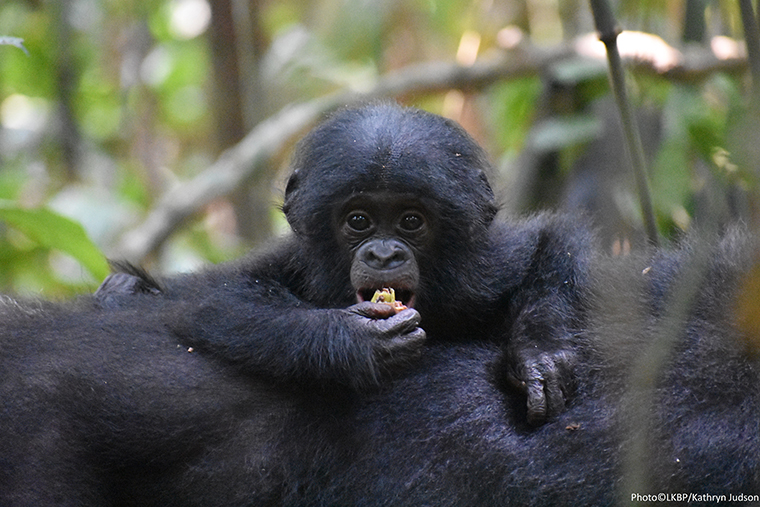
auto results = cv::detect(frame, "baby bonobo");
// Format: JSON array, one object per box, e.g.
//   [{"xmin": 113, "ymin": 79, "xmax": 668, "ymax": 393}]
[{"xmin": 97, "ymin": 103, "xmax": 592, "ymax": 425}]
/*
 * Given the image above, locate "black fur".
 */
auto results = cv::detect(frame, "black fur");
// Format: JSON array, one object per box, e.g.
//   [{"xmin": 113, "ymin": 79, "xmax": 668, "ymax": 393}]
[
  {"xmin": 1, "ymin": 230, "xmax": 758, "ymax": 505},
  {"xmin": 1, "ymin": 104, "xmax": 757, "ymax": 505},
  {"xmin": 95, "ymin": 261, "xmax": 161, "ymax": 309},
  {"xmin": 100, "ymin": 103, "xmax": 593, "ymax": 423}
]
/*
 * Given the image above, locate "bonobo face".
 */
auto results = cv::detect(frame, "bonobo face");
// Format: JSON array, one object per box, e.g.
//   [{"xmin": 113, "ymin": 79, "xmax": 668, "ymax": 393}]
[{"xmin": 338, "ymin": 191, "xmax": 430, "ymax": 309}]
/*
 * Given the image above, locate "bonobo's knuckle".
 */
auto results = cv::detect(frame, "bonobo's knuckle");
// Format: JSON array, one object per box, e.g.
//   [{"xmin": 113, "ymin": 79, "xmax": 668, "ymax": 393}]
[
  {"xmin": 385, "ymin": 309, "xmax": 421, "ymax": 333},
  {"xmin": 375, "ymin": 326, "xmax": 425, "ymax": 353},
  {"xmin": 395, "ymin": 327, "xmax": 426, "ymax": 348}
]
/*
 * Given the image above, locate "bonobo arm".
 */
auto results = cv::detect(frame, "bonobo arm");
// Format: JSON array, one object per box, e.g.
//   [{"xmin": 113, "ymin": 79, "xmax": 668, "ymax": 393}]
[
  {"xmin": 492, "ymin": 215, "xmax": 593, "ymax": 425},
  {"xmin": 172, "ymin": 280, "xmax": 425, "ymax": 390},
  {"xmin": 95, "ymin": 260, "xmax": 425, "ymax": 391}
]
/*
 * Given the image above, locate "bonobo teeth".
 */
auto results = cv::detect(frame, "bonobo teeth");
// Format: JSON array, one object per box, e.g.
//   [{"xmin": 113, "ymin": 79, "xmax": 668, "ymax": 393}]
[{"xmin": 357, "ymin": 287, "xmax": 415, "ymax": 308}]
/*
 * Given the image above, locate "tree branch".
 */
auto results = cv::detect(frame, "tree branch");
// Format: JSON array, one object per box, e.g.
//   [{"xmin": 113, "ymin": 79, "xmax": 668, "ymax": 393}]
[
  {"xmin": 739, "ymin": 0, "xmax": 760, "ymax": 89},
  {"xmin": 113, "ymin": 40, "xmax": 747, "ymax": 263},
  {"xmin": 113, "ymin": 46, "xmax": 572, "ymax": 262}
]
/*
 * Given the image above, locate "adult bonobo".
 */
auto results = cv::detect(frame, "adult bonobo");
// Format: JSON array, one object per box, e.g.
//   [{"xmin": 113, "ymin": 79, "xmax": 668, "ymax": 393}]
[
  {"xmin": 98, "ymin": 102, "xmax": 593, "ymax": 424},
  {"xmin": 2, "ymin": 103, "xmax": 758, "ymax": 505},
  {"xmin": 2, "ymin": 230, "xmax": 758, "ymax": 505}
]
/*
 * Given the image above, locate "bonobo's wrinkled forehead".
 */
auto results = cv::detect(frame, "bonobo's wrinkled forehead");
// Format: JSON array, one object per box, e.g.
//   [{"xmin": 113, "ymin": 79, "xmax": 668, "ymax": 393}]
[{"xmin": 283, "ymin": 103, "xmax": 498, "ymax": 235}]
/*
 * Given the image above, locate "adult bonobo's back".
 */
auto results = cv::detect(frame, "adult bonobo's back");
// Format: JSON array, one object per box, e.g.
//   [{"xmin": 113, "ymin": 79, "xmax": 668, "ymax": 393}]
[{"xmin": 99, "ymin": 102, "xmax": 594, "ymax": 424}]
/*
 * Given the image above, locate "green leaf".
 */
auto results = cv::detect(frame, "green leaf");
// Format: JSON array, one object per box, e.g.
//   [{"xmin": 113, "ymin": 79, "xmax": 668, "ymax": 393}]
[
  {"xmin": 489, "ymin": 77, "xmax": 542, "ymax": 154},
  {"xmin": 0, "ymin": 201, "xmax": 109, "ymax": 281}
]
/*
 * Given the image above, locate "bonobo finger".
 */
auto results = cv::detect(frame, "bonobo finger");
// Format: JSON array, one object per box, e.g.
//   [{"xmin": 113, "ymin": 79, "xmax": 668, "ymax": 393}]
[
  {"xmin": 386, "ymin": 308, "xmax": 422, "ymax": 329},
  {"xmin": 371, "ymin": 308, "xmax": 422, "ymax": 337},
  {"xmin": 348, "ymin": 301, "xmax": 397, "ymax": 319},
  {"xmin": 543, "ymin": 370, "xmax": 566, "ymax": 420},
  {"xmin": 374, "ymin": 327, "xmax": 427, "ymax": 368},
  {"xmin": 524, "ymin": 366, "xmax": 548, "ymax": 426},
  {"xmin": 383, "ymin": 327, "xmax": 426, "ymax": 351}
]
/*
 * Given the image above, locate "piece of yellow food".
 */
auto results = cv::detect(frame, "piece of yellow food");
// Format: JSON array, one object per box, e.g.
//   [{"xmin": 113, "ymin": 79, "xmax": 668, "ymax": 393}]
[{"xmin": 370, "ymin": 288, "xmax": 407, "ymax": 312}]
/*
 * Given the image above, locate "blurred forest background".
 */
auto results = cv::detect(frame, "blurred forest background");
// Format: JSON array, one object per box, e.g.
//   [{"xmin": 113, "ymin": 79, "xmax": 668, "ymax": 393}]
[{"xmin": 0, "ymin": 0, "xmax": 758, "ymax": 296}]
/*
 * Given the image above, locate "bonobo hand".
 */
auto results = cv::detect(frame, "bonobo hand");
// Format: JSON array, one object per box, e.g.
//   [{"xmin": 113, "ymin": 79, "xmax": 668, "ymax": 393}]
[
  {"xmin": 344, "ymin": 301, "xmax": 426, "ymax": 373},
  {"xmin": 94, "ymin": 266, "xmax": 161, "ymax": 309},
  {"xmin": 503, "ymin": 339, "xmax": 577, "ymax": 426}
]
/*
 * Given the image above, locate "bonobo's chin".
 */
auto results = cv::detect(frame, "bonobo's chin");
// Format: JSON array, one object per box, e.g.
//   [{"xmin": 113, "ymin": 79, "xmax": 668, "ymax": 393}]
[{"xmin": 356, "ymin": 286, "xmax": 416, "ymax": 309}]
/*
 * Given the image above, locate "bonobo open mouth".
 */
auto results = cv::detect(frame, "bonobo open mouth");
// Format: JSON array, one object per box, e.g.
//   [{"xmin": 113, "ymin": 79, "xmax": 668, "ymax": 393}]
[{"xmin": 357, "ymin": 287, "xmax": 416, "ymax": 309}]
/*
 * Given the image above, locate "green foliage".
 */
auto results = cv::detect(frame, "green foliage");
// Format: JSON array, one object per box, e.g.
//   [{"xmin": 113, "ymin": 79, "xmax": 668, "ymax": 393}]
[
  {"xmin": 0, "ymin": 6, "xmax": 56, "ymax": 98},
  {"xmin": 77, "ymin": 67, "xmax": 123, "ymax": 141},
  {"xmin": 0, "ymin": 0, "xmax": 757, "ymax": 292},
  {"xmin": 0, "ymin": 202, "xmax": 110, "ymax": 289},
  {"xmin": 649, "ymin": 75, "xmax": 747, "ymax": 233},
  {"xmin": 489, "ymin": 77, "xmax": 542, "ymax": 155}
]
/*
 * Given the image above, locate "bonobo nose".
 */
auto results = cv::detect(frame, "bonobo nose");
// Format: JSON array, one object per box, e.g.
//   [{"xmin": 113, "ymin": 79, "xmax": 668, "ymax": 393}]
[{"xmin": 359, "ymin": 239, "xmax": 411, "ymax": 270}]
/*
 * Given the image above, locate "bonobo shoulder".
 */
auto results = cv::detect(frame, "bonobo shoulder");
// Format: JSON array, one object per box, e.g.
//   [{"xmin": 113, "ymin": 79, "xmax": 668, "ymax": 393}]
[
  {"xmin": 487, "ymin": 213, "xmax": 596, "ymax": 278},
  {"xmin": 491, "ymin": 212, "xmax": 595, "ymax": 249}
]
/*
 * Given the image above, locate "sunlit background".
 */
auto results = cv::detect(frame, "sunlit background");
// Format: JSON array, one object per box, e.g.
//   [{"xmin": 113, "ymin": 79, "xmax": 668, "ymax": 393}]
[{"xmin": 0, "ymin": 0, "xmax": 756, "ymax": 295}]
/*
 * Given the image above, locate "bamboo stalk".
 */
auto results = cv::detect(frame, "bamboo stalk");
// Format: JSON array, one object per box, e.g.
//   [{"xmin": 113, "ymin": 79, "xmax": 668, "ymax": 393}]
[{"xmin": 589, "ymin": 0, "xmax": 659, "ymax": 247}]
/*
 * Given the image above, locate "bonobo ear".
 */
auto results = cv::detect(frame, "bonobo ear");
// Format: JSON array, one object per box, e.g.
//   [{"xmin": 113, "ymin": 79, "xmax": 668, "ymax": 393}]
[
  {"xmin": 282, "ymin": 169, "xmax": 300, "ymax": 231},
  {"xmin": 479, "ymin": 171, "xmax": 497, "ymax": 221},
  {"xmin": 283, "ymin": 169, "xmax": 300, "ymax": 208},
  {"xmin": 469, "ymin": 170, "xmax": 497, "ymax": 235}
]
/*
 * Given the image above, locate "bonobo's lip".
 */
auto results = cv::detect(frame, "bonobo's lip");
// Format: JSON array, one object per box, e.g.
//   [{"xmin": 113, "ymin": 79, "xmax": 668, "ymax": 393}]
[{"xmin": 356, "ymin": 287, "xmax": 416, "ymax": 309}]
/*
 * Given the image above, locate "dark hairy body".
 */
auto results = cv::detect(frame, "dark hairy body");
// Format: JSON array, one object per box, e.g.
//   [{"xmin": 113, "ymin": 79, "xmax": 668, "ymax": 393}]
[
  {"xmin": 1, "ymin": 234, "xmax": 758, "ymax": 506},
  {"xmin": 100, "ymin": 103, "xmax": 592, "ymax": 423},
  {"xmin": 1, "ymin": 104, "xmax": 758, "ymax": 505}
]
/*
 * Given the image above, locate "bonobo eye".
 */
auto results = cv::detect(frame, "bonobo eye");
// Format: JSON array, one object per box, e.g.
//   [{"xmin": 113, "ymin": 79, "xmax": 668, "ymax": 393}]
[
  {"xmin": 346, "ymin": 212, "xmax": 371, "ymax": 232},
  {"xmin": 399, "ymin": 212, "xmax": 425, "ymax": 232}
]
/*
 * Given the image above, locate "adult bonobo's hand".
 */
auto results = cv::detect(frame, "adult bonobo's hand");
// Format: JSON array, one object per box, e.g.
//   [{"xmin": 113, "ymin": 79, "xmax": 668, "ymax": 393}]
[{"xmin": 344, "ymin": 302, "xmax": 426, "ymax": 374}]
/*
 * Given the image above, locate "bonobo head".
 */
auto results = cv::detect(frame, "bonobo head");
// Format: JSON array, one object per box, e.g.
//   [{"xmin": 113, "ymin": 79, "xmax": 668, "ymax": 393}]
[{"xmin": 282, "ymin": 102, "xmax": 498, "ymax": 311}]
